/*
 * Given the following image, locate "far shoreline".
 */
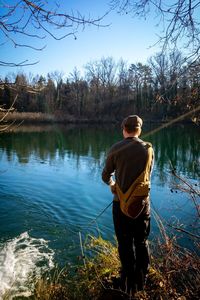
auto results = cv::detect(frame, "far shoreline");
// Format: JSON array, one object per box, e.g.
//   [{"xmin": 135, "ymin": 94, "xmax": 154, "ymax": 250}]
[{"xmin": 0, "ymin": 111, "xmax": 195, "ymax": 126}]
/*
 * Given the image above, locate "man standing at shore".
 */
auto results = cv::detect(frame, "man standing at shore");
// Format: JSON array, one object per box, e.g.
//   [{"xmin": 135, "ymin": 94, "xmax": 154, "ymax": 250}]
[{"xmin": 102, "ymin": 115, "xmax": 154, "ymax": 295}]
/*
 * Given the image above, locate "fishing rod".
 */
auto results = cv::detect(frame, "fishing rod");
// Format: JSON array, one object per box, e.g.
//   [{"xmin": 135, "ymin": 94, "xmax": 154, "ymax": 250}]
[
  {"xmin": 74, "ymin": 107, "xmax": 200, "ymax": 266},
  {"xmin": 142, "ymin": 104, "xmax": 200, "ymax": 140},
  {"xmin": 73, "ymin": 105, "xmax": 200, "ymax": 235},
  {"xmin": 65, "ymin": 201, "xmax": 113, "ymax": 235},
  {"xmin": 85, "ymin": 201, "xmax": 113, "ymax": 229}
]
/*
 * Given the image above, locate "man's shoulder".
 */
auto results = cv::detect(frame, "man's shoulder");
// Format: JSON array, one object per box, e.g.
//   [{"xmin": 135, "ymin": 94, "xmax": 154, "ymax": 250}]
[
  {"xmin": 144, "ymin": 141, "xmax": 153, "ymax": 148},
  {"xmin": 110, "ymin": 138, "xmax": 152, "ymax": 150},
  {"xmin": 137, "ymin": 138, "xmax": 153, "ymax": 148},
  {"xmin": 109, "ymin": 138, "xmax": 153, "ymax": 155},
  {"xmin": 109, "ymin": 139, "xmax": 125, "ymax": 151}
]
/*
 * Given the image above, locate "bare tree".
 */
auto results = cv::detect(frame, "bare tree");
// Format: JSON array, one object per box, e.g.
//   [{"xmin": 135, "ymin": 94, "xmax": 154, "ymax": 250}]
[
  {"xmin": 0, "ymin": 0, "xmax": 108, "ymax": 67},
  {"xmin": 110, "ymin": 0, "xmax": 200, "ymax": 62},
  {"xmin": 0, "ymin": 1, "xmax": 109, "ymax": 128}
]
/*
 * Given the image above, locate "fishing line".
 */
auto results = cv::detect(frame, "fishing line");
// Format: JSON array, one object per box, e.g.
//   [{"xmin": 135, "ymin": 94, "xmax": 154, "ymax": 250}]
[
  {"xmin": 64, "ymin": 201, "xmax": 113, "ymax": 236},
  {"xmin": 65, "ymin": 106, "xmax": 200, "ymax": 250},
  {"xmin": 85, "ymin": 201, "xmax": 113, "ymax": 229},
  {"xmin": 142, "ymin": 104, "xmax": 200, "ymax": 140}
]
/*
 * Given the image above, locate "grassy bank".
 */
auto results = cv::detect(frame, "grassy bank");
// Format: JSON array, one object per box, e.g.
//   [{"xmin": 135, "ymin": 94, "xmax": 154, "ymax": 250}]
[
  {"xmin": 0, "ymin": 112, "xmax": 67, "ymax": 124},
  {"xmin": 0, "ymin": 111, "xmax": 196, "ymax": 125},
  {"xmin": 32, "ymin": 234, "xmax": 199, "ymax": 300},
  {"xmin": 0, "ymin": 112, "xmax": 117, "ymax": 124}
]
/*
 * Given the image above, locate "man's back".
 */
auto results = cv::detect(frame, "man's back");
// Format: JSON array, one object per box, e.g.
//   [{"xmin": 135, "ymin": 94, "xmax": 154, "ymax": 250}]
[
  {"xmin": 102, "ymin": 115, "xmax": 153, "ymax": 294},
  {"xmin": 102, "ymin": 136, "xmax": 148, "ymax": 193}
]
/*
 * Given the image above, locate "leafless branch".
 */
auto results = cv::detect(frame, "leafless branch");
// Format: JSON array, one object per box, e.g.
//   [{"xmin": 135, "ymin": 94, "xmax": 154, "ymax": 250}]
[
  {"xmin": 169, "ymin": 161, "xmax": 200, "ymax": 197},
  {"xmin": 110, "ymin": 0, "xmax": 200, "ymax": 63},
  {"xmin": 169, "ymin": 160, "xmax": 200, "ymax": 218},
  {"xmin": 0, "ymin": 0, "xmax": 110, "ymax": 66},
  {"xmin": 167, "ymin": 223, "xmax": 200, "ymax": 239},
  {"xmin": 0, "ymin": 60, "xmax": 39, "ymax": 67},
  {"xmin": 0, "ymin": 94, "xmax": 18, "ymax": 123},
  {"xmin": 0, "ymin": 94, "xmax": 24, "ymax": 132}
]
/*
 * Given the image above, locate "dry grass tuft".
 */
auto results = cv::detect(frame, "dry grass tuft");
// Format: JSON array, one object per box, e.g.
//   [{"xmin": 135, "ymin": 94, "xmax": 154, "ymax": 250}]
[{"xmin": 34, "ymin": 234, "xmax": 200, "ymax": 299}]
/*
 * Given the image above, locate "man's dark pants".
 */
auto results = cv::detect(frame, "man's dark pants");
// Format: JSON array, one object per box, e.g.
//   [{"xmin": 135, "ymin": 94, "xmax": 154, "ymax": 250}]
[{"xmin": 113, "ymin": 201, "xmax": 150, "ymax": 292}]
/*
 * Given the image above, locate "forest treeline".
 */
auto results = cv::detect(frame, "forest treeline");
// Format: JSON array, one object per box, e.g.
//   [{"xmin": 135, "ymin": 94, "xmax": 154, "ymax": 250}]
[{"xmin": 0, "ymin": 51, "xmax": 199, "ymax": 122}]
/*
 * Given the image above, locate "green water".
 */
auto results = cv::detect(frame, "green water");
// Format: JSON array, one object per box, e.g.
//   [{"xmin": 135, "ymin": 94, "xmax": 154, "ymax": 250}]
[{"xmin": 0, "ymin": 123, "xmax": 199, "ymax": 297}]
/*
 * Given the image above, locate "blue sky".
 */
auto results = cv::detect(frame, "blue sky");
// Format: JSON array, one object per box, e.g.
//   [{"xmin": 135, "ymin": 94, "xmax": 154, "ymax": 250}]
[{"xmin": 0, "ymin": 0, "xmax": 161, "ymax": 79}]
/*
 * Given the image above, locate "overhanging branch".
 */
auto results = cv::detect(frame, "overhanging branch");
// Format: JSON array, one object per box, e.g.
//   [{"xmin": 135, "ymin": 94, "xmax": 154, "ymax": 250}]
[{"xmin": 0, "ymin": 0, "xmax": 110, "ymax": 67}]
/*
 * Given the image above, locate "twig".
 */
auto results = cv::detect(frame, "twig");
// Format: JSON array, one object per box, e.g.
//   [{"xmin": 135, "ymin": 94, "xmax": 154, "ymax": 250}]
[
  {"xmin": 170, "ymin": 165, "xmax": 200, "ymax": 197},
  {"xmin": 166, "ymin": 223, "xmax": 200, "ymax": 239},
  {"xmin": 169, "ymin": 160, "xmax": 200, "ymax": 217},
  {"xmin": 0, "ymin": 94, "xmax": 18, "ymax": 123},
  {"xmin": 151, "ymin": 207, "xmax": 169, "ymax": 245},
  {"xmin": 79, "ymin": 231, "xmax": 86, "ymax": 268}
]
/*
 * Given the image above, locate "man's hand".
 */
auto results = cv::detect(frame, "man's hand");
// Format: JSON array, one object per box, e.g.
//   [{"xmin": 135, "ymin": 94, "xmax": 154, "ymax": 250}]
[{"xmin": 110, "ymin": 182, "xmax": 117, "ymax": 195}]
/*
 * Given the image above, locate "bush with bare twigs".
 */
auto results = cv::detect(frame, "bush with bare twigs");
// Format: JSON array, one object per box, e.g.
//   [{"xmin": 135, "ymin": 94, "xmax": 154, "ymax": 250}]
[{"xmin": 32, "ymin": 229, "xmax": 199, "ymax": 300}]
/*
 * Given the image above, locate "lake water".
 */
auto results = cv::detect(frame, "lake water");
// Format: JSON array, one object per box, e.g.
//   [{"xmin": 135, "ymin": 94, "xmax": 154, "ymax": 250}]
[{"xmin": 0, "ymin": 123, "xmax": 199, "ymax": 298}]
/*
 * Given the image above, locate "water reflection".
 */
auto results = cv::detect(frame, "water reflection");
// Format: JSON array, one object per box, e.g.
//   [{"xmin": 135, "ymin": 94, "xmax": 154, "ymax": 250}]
[
  {"xmin": 0, "ymin": 123, "xmax": 199, "ymax": 180},
  {"xmin": 0, "ymin": 123, "xmax": 199, "ymax": 260},
  {"xmin": 148, "ymin": 124, "xmax": 199, "ymax": 180}
]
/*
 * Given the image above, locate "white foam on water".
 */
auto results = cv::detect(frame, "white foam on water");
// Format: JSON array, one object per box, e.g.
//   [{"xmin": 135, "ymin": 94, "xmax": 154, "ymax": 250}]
[{"xmin": 0, "ymin": 232, "xmax": 55, "ymax": 299}]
